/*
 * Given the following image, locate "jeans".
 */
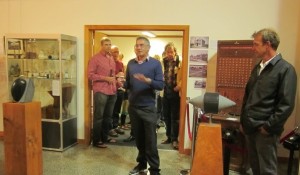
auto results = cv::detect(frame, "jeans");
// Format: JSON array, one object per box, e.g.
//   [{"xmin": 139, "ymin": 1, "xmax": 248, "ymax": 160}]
[
  {"xmin": 245, "ymin": 132, "xmax": 278, "ymax": 175},
  {"xmin": 93, "ymin": 92, "xmax": 116, "ymax": 144},
  {"xmin": 112, "ymin": 90, "xmax": 124, "ymax": 128}
]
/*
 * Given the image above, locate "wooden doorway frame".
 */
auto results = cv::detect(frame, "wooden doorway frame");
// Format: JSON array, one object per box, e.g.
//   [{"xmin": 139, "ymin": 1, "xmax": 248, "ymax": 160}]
[{"xmin": 84, "ymin": 25, "xmax": 190, "ymax": 154}]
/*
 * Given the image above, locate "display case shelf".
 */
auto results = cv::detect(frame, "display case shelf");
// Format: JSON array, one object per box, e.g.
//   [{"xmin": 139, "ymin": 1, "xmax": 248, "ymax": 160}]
[{"xmin": 5, "ymin": 33, "xmax": 78, "ymax": 151}]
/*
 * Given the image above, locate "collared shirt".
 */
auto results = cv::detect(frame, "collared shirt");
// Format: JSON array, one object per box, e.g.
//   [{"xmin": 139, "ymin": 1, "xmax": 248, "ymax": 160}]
[
  {"xmin": 115, "ymin": 60, "xmax": 124, "ymax": 74},
  {"xmin": 135, "ymin": 56, "xmax": 149, "ymax": 64},
  {"xmin": 163, "ymin": 56, "xmax": 180, "ymax": 97},
  {"xmin": 87, "ymin": 51, "xmax": 116, "ymax": 95},
  {"xmin": 258, "ymin": 53, "xmax": 278, "ymax": 75}
]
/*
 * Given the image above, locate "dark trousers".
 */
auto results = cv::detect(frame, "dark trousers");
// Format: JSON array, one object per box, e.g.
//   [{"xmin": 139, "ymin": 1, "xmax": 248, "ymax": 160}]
[
  {"xmin": 93, "ymin": 92, "xmax": 116, "ymax": 144},
  {"xmin": 120, "ymin": 113, "xmax": 127, "ymax": 126},
  {"xmin": 112, "ymin": 90, "xmax": 124, "ymax": 128},
  {"xmin": 128, "ymin": 105, "xmax": 160, "ymax": 173},
  {"xmin": 163, "ymin": 95, "xmax": 180, "ymax": 141},
  {"xmin": 245, "ymin": 132, "xmax": 278, "ymax": 175},
  {"xmin": 156, "ymin": 94, "xmax": 163, "ymax": 122}
]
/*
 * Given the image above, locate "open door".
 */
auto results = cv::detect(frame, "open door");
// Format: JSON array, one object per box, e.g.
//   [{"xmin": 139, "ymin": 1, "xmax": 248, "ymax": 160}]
[{"xmin": 84, "ymin": 25, "xmax": 189, "ymax": 154}]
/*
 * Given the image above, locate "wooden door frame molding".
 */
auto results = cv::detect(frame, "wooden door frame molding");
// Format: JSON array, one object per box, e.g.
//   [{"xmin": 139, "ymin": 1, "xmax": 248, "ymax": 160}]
[{"xmin": 84, "ymin": 25, "xmax": 190, "ymax": 154}]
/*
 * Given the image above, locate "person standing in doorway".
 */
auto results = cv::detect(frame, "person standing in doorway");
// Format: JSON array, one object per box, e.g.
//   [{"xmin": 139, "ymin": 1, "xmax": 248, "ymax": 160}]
[
  {"xmin": 153, "ymin": 54, "xmax": 165, "ymax": 130},
  {"xmin": 120, "ymin": 52, "xmax": 136, "ymax": 142},
  {"xmin": 125, "ymin": 36, "xmax": 164, "ymax": 175},
  {"xmin": 87, "ymin": 37, "xmax": 118, "ymax": 148},
  {"xmin": 119, "ymin": 53, "xmax": 131, "ymax": 131},
  {"xmin": 240, "ymin": 28, "xmax": 297, "ymax": 175},
  {"xmin": 111, "ymin": 45, "xmax": 125, "ymax": 135},
  {"xmin": 161, "ymin": 43, "xmax": 181, "ymax": 150}
]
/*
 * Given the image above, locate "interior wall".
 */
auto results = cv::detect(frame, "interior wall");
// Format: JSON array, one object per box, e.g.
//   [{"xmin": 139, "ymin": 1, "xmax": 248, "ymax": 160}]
[
  {"xmin": 0, "ymin": 0, "xmax": 299, "ymax": 157},
  {"xmin": 295, "ymin": 0, "xmax": 300, "ymax": 129},
  {"xmin": 275, "ymin": 0, "xmax": 300, "ymax": 157},
  {"xmin": 0, "ymin": 55, "xmax": 8, "ymax": 127}
]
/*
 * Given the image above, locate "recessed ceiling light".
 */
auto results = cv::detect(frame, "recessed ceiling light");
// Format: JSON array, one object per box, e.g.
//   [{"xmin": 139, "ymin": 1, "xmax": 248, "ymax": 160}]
[{"xmin": 142, "ymin": 31, "xmax": 156, "ymax": 38}]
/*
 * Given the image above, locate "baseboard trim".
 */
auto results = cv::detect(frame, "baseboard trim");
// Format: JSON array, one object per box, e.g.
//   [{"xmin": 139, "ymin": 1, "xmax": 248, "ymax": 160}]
[
  {"xmin": 181, "ymin": 148, "xmax": 191, "ymax": 155},
  {"xmin": 77, "ymin": 139, "xmax": 86, "ymax": 144},
  {"xmin": 0, "ymin": 134, "xmax": 85, "ymax": 144},
  {"xmin": 278, "ymin": 156, "xmax": 299, "ymax": 162}
]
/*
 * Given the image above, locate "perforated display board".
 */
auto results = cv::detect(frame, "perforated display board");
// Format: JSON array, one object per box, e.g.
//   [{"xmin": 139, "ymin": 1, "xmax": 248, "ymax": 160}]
[{"xmin": 216, "ymin": 40, "xmax": 259, "ymax": 115}]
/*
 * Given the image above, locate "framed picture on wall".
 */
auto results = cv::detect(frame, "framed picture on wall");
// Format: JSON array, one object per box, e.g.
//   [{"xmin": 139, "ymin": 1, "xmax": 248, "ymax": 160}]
[
  {"xmin": 7, "ymin": 39, "xmax": 24, "ymax": 58},
  {"xmin": 190, "ymin": 36, "xmax": 209, "ymax": 49},
  {"xmin": 189, "ymin": 50, "xmax": 208, "ymax": 63},
  {"xmin": 194, "ymin": 79, "xmax": 206, "ymax": 89},
  {"xmin": 189, "ymin": 65, "xmax": 207, "ymax": 78}
]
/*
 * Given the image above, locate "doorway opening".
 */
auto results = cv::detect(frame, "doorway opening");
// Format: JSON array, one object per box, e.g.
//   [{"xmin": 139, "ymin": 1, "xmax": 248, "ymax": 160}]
[{"xmin": 84, "ymin": 25, "xmax": 189, "ymax": 154}]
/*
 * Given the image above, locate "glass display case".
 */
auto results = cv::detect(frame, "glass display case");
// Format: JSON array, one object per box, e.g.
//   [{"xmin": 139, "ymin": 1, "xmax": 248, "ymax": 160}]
[{"xmin": 4, "ymin": 34, "xmax": 77, "ymax": 151}]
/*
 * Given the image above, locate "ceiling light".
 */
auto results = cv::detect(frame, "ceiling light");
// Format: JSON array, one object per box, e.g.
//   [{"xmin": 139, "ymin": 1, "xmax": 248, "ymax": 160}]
[{"xmin": 142, "ymin": 31, "xmax": 156, "ymax": 38}]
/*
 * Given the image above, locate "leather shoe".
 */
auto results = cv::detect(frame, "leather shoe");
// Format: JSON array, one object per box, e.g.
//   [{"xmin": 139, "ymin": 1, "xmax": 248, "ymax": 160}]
[
  {"xmin": 161, "ymin": 138, "xmax": 171, "ymax": 144},
  {"xmin": 115, "ymin": 127, "xmax": 125, "ymax": 135},
  {"xmin": 107, "ymin": 138, "xmax": 117, "ymax": 143},
  {"xmin": 150, "ymin": 172, "xmax": 161, "ymax": 175},
  {"xmin": 108, "ymin": 129, "xmax": 118, "ymax": 137},
  {"xmin": 93, "ymin": 142, "xmax": 107, "ymax": 148},
  {"xmin": 129, "ymin": 164, "xmax": 147, "ymax": 175},
  {"xmin": 172, "ymin": 141, "xmax": 179, "ymax": 150},
  {"xmin": 121, "ymin": 125, "xmax": 130, "ymax": 130},
  {"xmin": 123, "ymin": 135, "xmax": 135, "ymax": 142}
]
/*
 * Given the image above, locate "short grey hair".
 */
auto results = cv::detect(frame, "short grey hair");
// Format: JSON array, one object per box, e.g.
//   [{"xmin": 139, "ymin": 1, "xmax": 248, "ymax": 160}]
[
  {"xmin": 252, "ymin": 28, "xmax": 280, "ymax": 50},
  {"xmin": 136, "ymin": 36, "xmax": 150, "ymax": 46}
]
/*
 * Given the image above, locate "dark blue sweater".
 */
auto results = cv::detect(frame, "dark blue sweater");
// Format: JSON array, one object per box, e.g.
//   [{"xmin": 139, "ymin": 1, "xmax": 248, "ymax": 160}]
[{"xmin": 125, "ymin": 57, "xmax": 164, "ymax": 106}]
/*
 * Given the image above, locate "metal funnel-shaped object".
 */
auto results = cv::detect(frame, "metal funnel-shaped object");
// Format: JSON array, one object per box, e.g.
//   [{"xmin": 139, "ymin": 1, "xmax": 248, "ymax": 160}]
[{"xmin": 188, "ymin": 92, "xmax": 236, "ymax": 113}]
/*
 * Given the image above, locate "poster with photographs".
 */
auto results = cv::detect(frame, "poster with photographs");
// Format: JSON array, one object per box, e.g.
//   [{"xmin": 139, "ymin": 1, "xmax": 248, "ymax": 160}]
[
  {"xmin": 189, "ymin": 50, "xmax": 208, "ymax": 64},
  {"xmin": 194, "ymin": 79, "xmax": 206, "ymax": 89},
  {"xmin": 189, "ymin": 65, "xmax": 207, "ymax": 78},
  {"xmin": 190, "ymin": 36, "xmax": 209, "ymax": 49}
]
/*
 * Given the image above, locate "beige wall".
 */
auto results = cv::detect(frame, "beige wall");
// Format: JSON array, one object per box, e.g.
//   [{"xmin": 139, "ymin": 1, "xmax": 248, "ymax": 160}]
[
  {"xmin": 0, "ymin": 0, "xmax": 299, "ymax": 157},
  {"xmin": 297, "ymin": 7, "xmax": 300, "ymax": 173},
  {"xmin": 0, "ymin": 56, "xmax": 8, "ymax": 126},
  {"xmin": 296, "ymin": 3, "xmax": 300, "ymax": 128}
]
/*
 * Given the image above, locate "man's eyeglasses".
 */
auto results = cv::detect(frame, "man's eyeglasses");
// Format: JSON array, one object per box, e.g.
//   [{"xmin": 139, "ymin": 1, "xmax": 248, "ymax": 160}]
[{"xmin": 134, "ymin": 44, "xmax": 149, "ymax": 48}]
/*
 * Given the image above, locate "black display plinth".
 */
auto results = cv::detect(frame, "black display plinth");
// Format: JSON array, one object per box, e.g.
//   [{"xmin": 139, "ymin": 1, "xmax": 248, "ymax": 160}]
[{"xmin": 42, "ymin": 117, "xmax": 77, "ymax": 151}]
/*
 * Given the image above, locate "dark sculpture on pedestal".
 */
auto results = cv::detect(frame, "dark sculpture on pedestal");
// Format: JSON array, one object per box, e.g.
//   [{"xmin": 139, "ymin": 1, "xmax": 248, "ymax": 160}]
[{"xmin": 11, "ymin": 77, "xmax": 34, "ymax": 103}]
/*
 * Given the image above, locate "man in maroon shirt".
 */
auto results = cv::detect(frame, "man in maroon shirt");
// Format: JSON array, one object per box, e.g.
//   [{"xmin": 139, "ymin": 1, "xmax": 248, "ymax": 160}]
[{"xmin": 87, "ymin": 37, "xmax": 118, "ymax": 148}]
